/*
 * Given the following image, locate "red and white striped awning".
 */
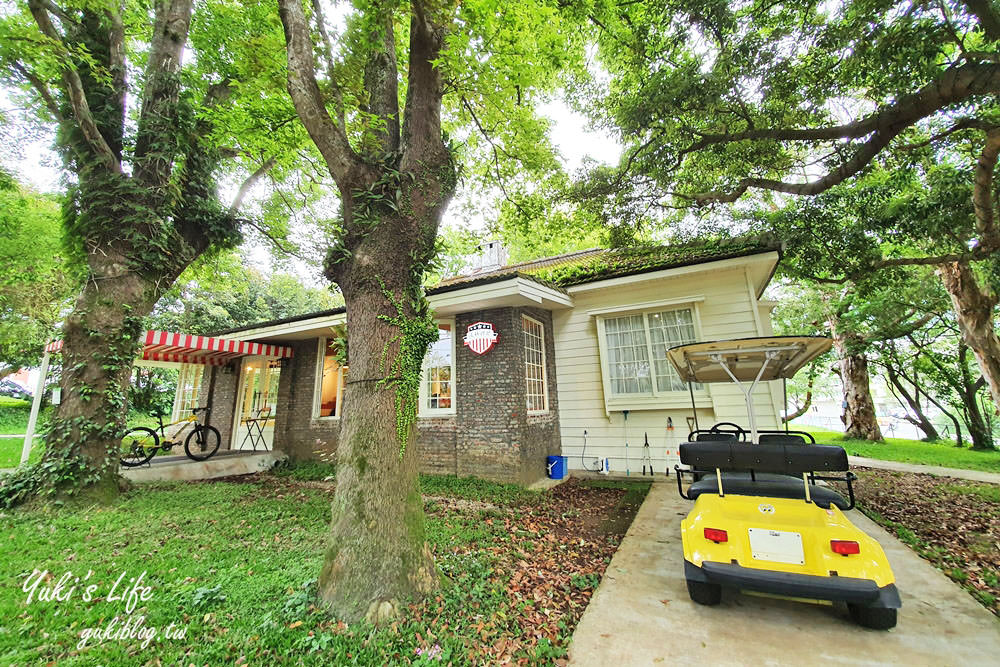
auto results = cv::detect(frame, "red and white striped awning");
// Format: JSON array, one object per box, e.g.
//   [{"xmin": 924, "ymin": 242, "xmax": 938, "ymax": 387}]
[{"xmin": 43, "ymin": 330, "xmax": 293, "ymax": 366}]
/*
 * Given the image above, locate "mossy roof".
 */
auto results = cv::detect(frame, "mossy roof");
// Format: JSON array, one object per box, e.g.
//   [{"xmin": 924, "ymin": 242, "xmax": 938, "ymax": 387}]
[{"xmin": 435, "ymin": 235, "xmax": 781, "ymax": 290}]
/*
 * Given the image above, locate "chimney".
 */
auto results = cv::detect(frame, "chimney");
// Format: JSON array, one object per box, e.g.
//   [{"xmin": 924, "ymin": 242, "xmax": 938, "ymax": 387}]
[{"xmin": 475, "ymin": 240, "xmax": 508, "ymax": 273}]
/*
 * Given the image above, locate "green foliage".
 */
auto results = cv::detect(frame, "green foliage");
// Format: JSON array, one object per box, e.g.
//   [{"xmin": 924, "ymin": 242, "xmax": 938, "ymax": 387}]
[
  {"xmin": 0, "ymin": 400, "xmax": 50, "ymax": 436},
  {"xmin": 418, "ymin": 474, "xmax": 543, "ymax": 507},
  {"xmin": 575, "ymin": 0, "xmax": 999, "ymax": 225},
  {"xmin": 0, "ymin": 179, "xmax": 79, "ymax": 371},
  {"xmin": 0, "ymin": 474, "xmax": 629, "ymax": 664},
  {"xmin": 127, "ymin": 368, "xmax": 177, "ymax": 417},
  {"xmin": 270, "ymin": 459, "xmax": 337, "ymax": 482},
  {"xmin": 150, "ymin": 250, "xmax": 342, "ymax": 335},
  {"xmin": 940, "ymin": 482, "xmax": 1000, "ymax": 505}
]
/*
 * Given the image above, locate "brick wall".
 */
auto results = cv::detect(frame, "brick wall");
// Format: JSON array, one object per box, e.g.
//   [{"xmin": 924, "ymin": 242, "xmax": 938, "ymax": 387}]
[
  {"xmin": 198, "ymin": 365, "xmax": 238, "ymax": 451},
  {"xmin": 274, "ymin": 338, "xmax": 340, "ymax": 461},
  {"xmin": 417, "ymin": 417, "xmax": 457, "ymax": 475},
  {"xmin": 519, "ymin": 307, "xmax": 561, "ymax": 485},
  {"xmin": 202, "ymin": 305, "xmax": 562, "ymax": 486},
  {"xmin": 454, "ymin": 307, "xmax": 525, "ymax": 480}
]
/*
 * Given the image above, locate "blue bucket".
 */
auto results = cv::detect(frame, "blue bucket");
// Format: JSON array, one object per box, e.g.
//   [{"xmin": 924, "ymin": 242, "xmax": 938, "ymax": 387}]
[{"xmin": 546, "ymin": 455, "xmax": 567, "ymax": 480}]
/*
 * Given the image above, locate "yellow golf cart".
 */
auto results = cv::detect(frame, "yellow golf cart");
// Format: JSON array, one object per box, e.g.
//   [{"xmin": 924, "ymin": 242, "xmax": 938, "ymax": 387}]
[{"xmin": 667, "ymin": 336, "xmax": 901, "ymax": 630}]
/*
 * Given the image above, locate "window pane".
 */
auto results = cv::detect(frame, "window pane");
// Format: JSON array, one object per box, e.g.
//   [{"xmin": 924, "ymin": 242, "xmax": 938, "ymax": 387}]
[
  {"xmin": 177, "ymin": 364, "xmax": 203, "ymax": 418},
  {"xmin": 320, "ymin": 339, "xmax": 346, "ymax": 417},
  {"xmin": 647, "ymin": 308, "xmax": 699, "ymax": 392},
  {"xmin": 523, "ymin": 317, "xmax": 547, "ymax": 412},
  {"xmin": 423, "ymin": 323, "xmax": 453, "ymax": 411},
  {"xmin": 604, "ymin": 314, "xmax": 651, "ymax": 395}
]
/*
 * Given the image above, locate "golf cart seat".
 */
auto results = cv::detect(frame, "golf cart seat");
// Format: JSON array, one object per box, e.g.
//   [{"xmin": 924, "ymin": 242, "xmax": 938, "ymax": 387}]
[
  {"xmin": 758, "ymin": 433, "xmax": 808, "ymax": 445},
  {"xmin": 695, "ymin": 432, "xmax": 737, "ymax": 442},
  {"xmin": 678, "ymin": 441, "xmax": 853, "ymax": 510},
  {"xmin": 686, "ymin": 475, "xmax": 850, "ymax": 510}
]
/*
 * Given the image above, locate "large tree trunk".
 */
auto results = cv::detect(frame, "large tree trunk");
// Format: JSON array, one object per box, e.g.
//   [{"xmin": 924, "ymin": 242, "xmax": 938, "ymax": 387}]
[
  {"xmin": 840, "ymin": 353, "xmax": 884, "ymax": 441},
  {"xmin": 319, "ymin": 248, "xmax": 437, "ymax": 623},
  {"xmin": 40, "ymin": 256, "xmax": 158, "ymax": 500},
  {"xmin": 883, "ymin": 362, "xmax": 940, "ymax": 441},
  {"xmin": 829, "ymin": 323, "xmax": 883, "ymax": 441},
  {"xmin": 958, "ymin": 344, "xmax": 995, "ymax": 450},
  {"xmin": 939, "ymin": 261, "xmax": 1000, "ymax": 413}
]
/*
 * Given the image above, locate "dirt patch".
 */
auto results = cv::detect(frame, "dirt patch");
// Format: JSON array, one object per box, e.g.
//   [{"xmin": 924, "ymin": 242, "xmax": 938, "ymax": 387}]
[{"xmin": 845, "ymin": 467, "xmax": 1000, "ymax": 616}]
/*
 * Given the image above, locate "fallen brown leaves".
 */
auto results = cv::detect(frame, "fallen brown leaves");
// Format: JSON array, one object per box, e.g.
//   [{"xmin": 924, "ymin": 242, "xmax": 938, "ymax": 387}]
[
  {"xmin": 849, "ymin": 467, "xmax": 999, "ymax": 616},
  {"xmin": 419, "ymin": 479, "xmax": 647, "ymax": 664}
]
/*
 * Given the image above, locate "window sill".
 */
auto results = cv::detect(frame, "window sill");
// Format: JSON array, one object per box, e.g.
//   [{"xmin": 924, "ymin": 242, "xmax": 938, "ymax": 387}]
[
  {"xmin": 605, "ymin": 394, "xmax": 712, "ymax": 411},
  {"xmin": 311, "ymin": 415, "xmax": 340, "ymax": 422},
  {"xmin": 419, "ymin": 411, "xmax": 456, "ymax": 419}
]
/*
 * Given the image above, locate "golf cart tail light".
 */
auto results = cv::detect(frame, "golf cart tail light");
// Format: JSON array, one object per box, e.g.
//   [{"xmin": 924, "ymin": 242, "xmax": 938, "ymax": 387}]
[
  {"xmin": 704, "ymin": 528, "xmax": 728, "ymax": 543},
  {"xmin": 831, "ymin": 540, "xmax": 860, "ymax": 555}
]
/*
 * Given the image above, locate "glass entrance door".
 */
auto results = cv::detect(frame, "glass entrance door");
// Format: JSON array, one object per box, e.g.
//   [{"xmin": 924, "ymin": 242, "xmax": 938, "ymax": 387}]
[{"xmin": 233, "ymin": 357, "xmax": 280, "ymax": 450}]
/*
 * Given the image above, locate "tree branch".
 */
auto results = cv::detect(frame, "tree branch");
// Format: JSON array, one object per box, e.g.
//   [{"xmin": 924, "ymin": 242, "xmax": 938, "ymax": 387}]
[
  {"xmin": 400, "ymin": 0, "xmax": 450, "ymax": 175},
  {"xmin": 133, "ymin": 0, "xmax": 194, "ymax": 187},
  {"xmin": 27, "ymin": 0, "xmax": 121, "ymax": 173},
  {"xmin": 973, "ymin": 126, "xmax": 1000, "ymax": 243},
  {"xmin": 897, "ymin": 116, "xmax": 997, "ymax": 150},
  {"xmin": 309, "ymin": 0, "xmax": 345, "ymax": 131},
  {"xmin": 229, "ymin": 157, "xmax": 277, "ymax": 214},
  {"xmin": 106, "ymin": 3, "xmax": 126, "ymax": 134},
  {"xmin": 278, "ymin": 0, "xmax": 359, "ymax": 187},
  {"xmin": 679, "ymin": 63, "xmax": 1000, "ymax": 204},
  {"xmin": 10, "ymin": 62, "xmax": 62, "ymax": 120},
  {"xmin": 962, "ymin": 0, "xmax": 1000, "ymax": 41},
  {"xmin": 362, "ymin": 2, "xmax": 400, "ymax": 154}
]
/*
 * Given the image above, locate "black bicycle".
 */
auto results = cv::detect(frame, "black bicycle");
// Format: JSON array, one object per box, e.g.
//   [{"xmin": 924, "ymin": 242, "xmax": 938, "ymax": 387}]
[{"xmin": 119, "ymin": 406, "xmax": 221, "ymax": 468}]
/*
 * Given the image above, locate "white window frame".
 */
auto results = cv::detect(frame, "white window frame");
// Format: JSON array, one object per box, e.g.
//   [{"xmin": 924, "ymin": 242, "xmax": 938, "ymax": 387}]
[
  {"xmin": 418, "ymin": 319, "xmax": 457, "ymax": 417},
  {"xmin": 313, "ymin": 337, "xmax": 346, "ymax": 420},
  {"xmin": 596, "ymin": 303, "xmax": 709, "ymax": 411},
  {"xmin": 522, "ymin": 314, "xmax": 549, "ymax": 415},
  {"xmin": 171, "ymin": 363, "xmax": 204, "ymax": 422}
]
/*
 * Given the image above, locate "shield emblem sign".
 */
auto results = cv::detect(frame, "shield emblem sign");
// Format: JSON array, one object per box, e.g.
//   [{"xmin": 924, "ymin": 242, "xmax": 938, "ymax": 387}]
[{"xmin": 463, "ymin": 322, "xmax": 499, "ymax": 355}]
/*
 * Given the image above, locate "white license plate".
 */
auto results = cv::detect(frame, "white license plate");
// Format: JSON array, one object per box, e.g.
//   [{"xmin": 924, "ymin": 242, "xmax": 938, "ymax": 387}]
[{"xmin": 748, "ymin": 528, "xmax": 804, "ymax": 565}]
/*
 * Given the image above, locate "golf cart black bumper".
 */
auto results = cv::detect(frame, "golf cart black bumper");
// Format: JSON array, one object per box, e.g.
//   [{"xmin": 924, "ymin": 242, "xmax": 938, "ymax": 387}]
[{"xmin": 685, "ymin": 561, "xmax": 901, "ymax": 608}]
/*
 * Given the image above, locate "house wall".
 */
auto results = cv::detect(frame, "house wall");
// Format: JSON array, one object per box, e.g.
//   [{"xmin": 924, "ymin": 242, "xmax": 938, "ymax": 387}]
[
  {"xmin": 452, "ymin": 306, "xmax": 560, "ymax": 485},
  {"xmin": 551, "ymin": 264, "xmax": 781, "ymax": 474},
  {"xmin": 273, "ymin": 338, "xmax": 340, "ymax": 461},
  {"xmin": 239, "ymin": 305, "xmax": 561, "ymax": 485},
  {"xmin": 197, "ymin": 365, "xmax": 239, "ymax": 451}
]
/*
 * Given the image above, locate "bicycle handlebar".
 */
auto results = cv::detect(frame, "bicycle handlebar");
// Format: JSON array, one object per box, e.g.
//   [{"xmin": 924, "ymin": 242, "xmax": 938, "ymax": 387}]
[{"xmin": 192, "ymin": 406, "xmax": 212, "ymax": 415}]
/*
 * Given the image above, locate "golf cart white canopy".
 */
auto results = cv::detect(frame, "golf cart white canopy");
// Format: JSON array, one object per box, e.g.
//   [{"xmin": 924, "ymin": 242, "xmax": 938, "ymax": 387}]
[
  {"xmin": 667, "ymin": 336, "xmax": 832, "ymax": 384},
  {"xmin": 666, "ymin": 336, "xmax": 832, "ymax": 442}
]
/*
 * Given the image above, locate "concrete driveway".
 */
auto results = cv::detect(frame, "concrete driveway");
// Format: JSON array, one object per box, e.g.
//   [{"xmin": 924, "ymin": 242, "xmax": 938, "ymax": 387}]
[{"xmin": 569, "ymin": 482, "xmax": 1000, "ymax": 666}]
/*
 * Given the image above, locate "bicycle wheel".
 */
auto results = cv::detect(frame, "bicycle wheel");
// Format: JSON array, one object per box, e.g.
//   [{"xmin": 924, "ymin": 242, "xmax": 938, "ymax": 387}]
[
  {"xmin": 120, "ymin": 427, "xmax": 159, "ymax": 468},
  {"xmin": 185, "ymin": 425, "xmax": 221, "ymax": 461}
]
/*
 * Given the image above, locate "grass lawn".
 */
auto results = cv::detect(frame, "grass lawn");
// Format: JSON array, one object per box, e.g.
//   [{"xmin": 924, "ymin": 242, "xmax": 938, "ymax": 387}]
[
  {"xmin": 799, "ymin": 425, "xmax": 1000, "ymax": 474},
  {"xmin": 0, "ymin": 398, "xmax": 49, "ymax": 436},
  {"xmin": 0, "ymin": 409, "xmax": 163, "ymax": 468},
  {"xmin": 0, "ymin": 469, "xmax": 649, "ymax": 665}
]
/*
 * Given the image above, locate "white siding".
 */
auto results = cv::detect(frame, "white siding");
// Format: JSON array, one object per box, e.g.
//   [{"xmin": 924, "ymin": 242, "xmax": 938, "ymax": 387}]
[{"xmin": 553, "ymin": 263, "xmax": 781, "ymax": 474}]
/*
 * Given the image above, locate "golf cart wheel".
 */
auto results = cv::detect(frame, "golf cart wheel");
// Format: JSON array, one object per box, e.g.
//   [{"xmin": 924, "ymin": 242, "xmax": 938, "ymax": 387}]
[
  {"xmin": 848, "ymin": 604, "xmax": 897, "ymax": 630},
  {"xmin": 686, "ymin": 579, "xmax": 722, "ymax": 606}
]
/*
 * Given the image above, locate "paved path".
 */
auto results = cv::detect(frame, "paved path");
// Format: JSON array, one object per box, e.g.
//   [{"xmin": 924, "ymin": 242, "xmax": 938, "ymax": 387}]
[
  {"xmin": 568, "ymin": 482, "xmax": 1000, "ymax": 666},
  {"xmin": 849, "ymin": 456, "xmax": 1000, "ymax": 484}
]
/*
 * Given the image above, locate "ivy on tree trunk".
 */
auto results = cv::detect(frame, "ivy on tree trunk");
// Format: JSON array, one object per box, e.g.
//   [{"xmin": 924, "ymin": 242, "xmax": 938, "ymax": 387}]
[{"xmin": 0, "ymin": 0, "xmax": 256, "ymax": 505}]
